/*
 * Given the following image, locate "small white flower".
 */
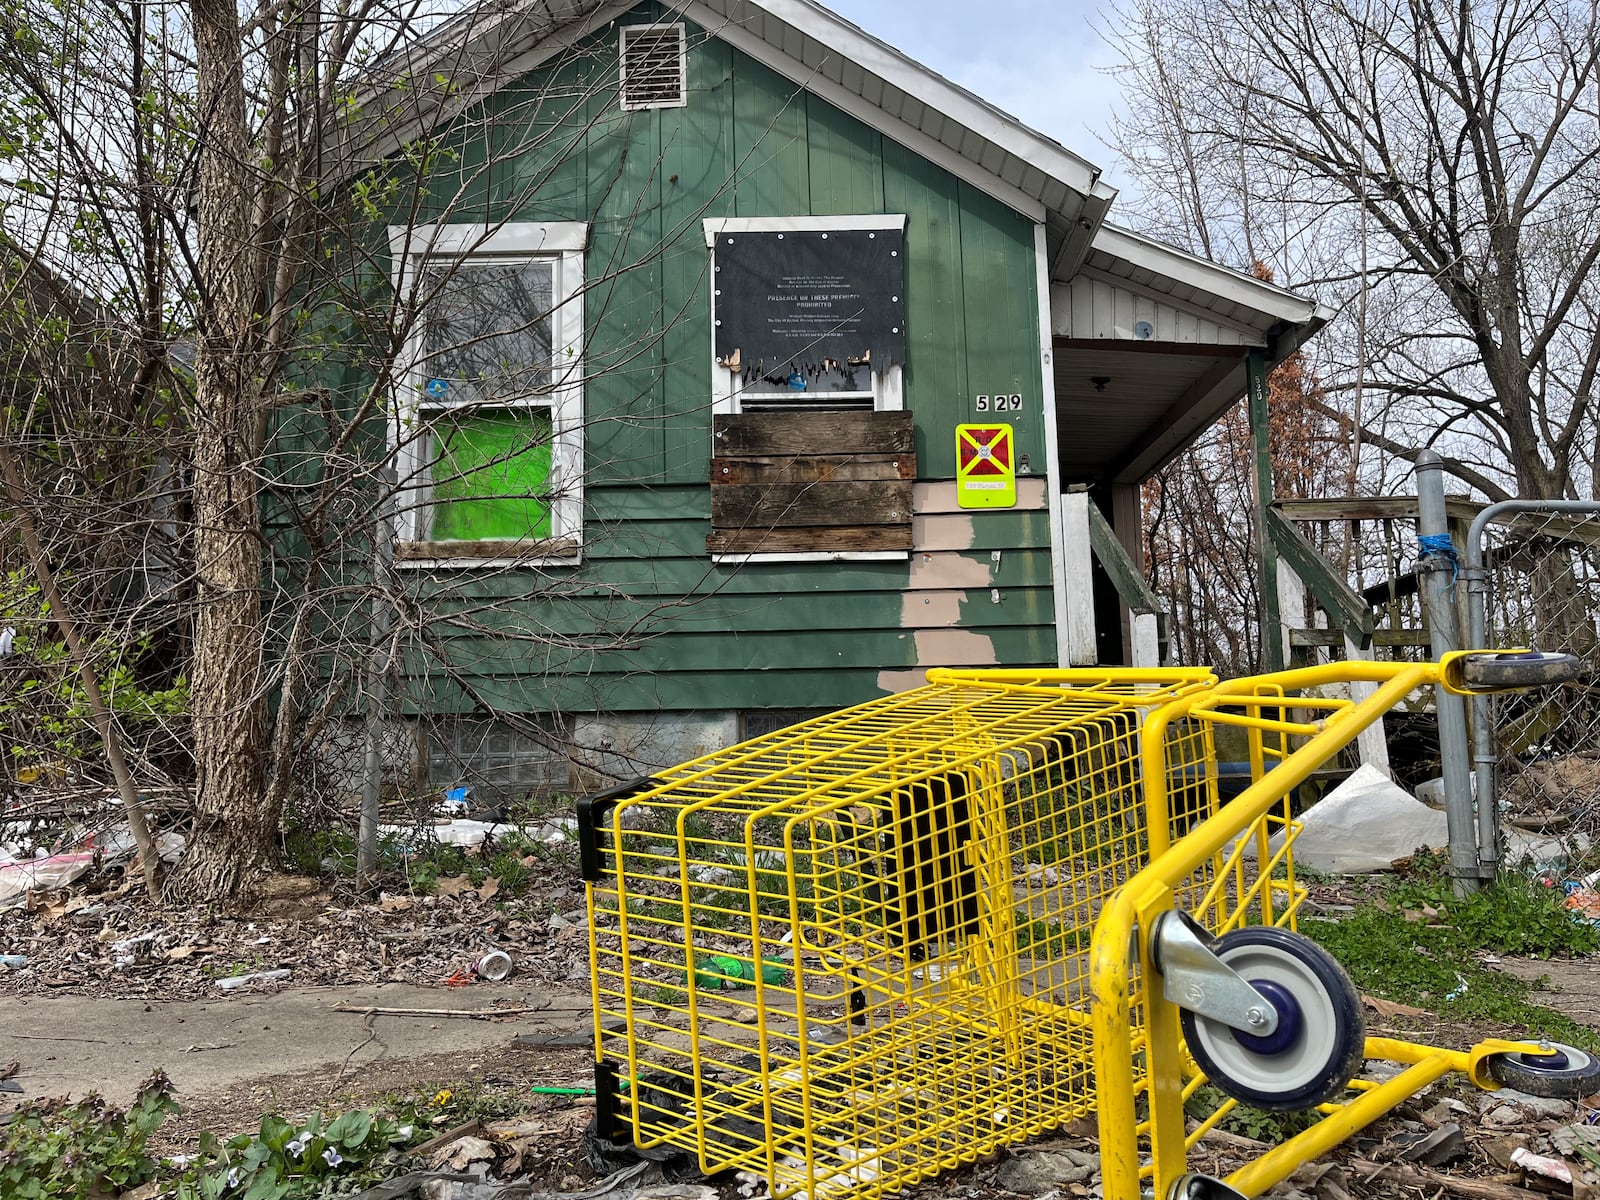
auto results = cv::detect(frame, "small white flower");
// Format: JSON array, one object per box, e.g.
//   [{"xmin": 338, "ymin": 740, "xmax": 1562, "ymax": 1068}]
[
  {"xmin": 286, "ymin": 1133, "xmax": 311, "ymax": 1158},
  {"xmin": 322, "ymin": 1147, "xmax": 343, "ymax": 1168},
  {"xmin": 397, "ymin": 1125, "xmax": 413, "ymax": 1139},
  {"xmin": 226, "ymin": 1167, "xmax": 242, "ymax": 1189}
]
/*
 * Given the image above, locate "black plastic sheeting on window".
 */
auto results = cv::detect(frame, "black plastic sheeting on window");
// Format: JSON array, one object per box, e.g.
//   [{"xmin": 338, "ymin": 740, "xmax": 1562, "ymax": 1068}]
[{"xmin": 714, "ymin": 229, "xmax": 906, "ymax": 377}]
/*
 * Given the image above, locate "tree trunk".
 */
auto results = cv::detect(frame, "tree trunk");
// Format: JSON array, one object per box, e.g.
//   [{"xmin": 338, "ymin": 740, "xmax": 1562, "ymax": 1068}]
[{"xmin": 166, "ymin": 0, "xmax": 274, "ymax": 903}]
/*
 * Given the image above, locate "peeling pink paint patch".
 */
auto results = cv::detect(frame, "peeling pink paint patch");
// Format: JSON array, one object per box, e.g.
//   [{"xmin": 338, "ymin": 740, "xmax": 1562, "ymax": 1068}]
[
  {"xmin": 913, "ymin": 628, "xmax": 998, "ymax": 666},
  {"xmin": 909, "ymin": 552, "xmax": 990, "ymax": 588},
  {"xmin": 902, "ymin": 589, "xmax": 967, "ymax": 628},
  {"xmin": 877, "ymin": 668, "xmax": 929, "ymax": 693}
]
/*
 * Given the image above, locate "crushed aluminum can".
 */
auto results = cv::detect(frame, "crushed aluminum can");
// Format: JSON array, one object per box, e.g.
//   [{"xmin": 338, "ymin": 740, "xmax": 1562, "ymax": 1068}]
[{"xmin": 474, "ymin": 950, "xmax": 513, "ymax": 981}]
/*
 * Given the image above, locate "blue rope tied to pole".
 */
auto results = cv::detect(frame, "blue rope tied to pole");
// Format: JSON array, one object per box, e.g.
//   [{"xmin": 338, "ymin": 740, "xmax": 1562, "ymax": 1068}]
[{"xmin": 1418, "ymin": 532, "xmax": 1460, "ymax": 595}]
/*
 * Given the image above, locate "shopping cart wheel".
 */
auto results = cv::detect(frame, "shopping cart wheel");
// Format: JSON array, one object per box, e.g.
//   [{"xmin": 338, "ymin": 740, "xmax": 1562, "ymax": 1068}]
[
  {"xmin": 1168, "ymin": 1175, "xmax": 1248, "ymax": 1200},
  {"xmin": 1179, "ymin": 927, "xmax": 1364, "ymax": 1112},
  {"xmin": 1454, "ymin": 650, "xmax": 1582, "ymax": 690},
  {"xmin": 1484, "ymin": 1043, "xmax": 1600, "ymax": 1099}
]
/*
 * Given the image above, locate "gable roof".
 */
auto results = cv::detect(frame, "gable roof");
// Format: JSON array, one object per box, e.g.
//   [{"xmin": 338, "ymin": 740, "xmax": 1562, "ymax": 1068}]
[{"xmin": 332, "ymin": 0, "xmax": 1117, "ymax": 270}]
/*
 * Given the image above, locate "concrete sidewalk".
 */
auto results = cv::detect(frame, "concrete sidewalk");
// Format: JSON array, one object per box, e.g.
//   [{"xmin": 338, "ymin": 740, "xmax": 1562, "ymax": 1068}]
[{"xmin": 0, "ymin": 981, "xmax": 594, "ymax": 1106}]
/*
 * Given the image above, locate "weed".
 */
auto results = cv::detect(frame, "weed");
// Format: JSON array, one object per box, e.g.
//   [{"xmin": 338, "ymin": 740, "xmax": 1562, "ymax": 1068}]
[
  {"xmin": 1303, "ymin": 854, "xmax": 1600, "ymax": 1050},
  {"xmin": 1185, "ymin": 1083, "xmax": 1320, "ymax": 1142},
  {"xmin": 1015, "ymin": 915, "xmax": 1088, "ymax": 960},
  {"xmin": 0, "ymin": 1072, "xmax": 177, "ymax": 1198}
]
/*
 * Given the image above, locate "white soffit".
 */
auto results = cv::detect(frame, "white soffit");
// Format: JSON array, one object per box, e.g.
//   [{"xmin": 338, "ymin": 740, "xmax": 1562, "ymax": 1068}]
[{"xmin": 1079, "ymin": 223, "xmax": 1334, "ymax": 338}]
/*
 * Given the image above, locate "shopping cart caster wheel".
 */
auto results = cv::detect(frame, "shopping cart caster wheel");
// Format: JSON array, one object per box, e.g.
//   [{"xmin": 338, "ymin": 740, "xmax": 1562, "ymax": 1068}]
[
  {"xmin": 1452, "ymin": 650, "xmax": 1583, "ymax": 690},
  {"xmin": 1484, "ymin": 1043, "xmax": 1600, "ymax": 1099},
  {"xmin": 1167, "ymin": 1174, "xmax": 1249, "ymax": 1200},
  {"xmin": 1179, "ymin": 926, "xmax": 1364, "ymax": 1112}
]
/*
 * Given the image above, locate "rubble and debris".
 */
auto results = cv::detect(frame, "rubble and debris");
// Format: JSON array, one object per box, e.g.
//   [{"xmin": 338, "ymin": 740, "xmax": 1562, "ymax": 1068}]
[
  {"xmin": 215, "ymin": 968, "xmax": 292, "ymax": 992},
  {"xmin": 994, "ymin": 1147, "xmax": 1098, "ymax": 1192},
  {"xmin": 1480, "ymin": 1088, "xmax": 1579, "ymax": 1126}
]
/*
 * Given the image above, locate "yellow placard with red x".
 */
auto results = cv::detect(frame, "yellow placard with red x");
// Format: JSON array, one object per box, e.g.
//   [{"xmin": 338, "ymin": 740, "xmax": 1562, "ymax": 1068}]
[{"xmin": 956, "ymin": 423, "xmax": 1017, "ymax": 508}]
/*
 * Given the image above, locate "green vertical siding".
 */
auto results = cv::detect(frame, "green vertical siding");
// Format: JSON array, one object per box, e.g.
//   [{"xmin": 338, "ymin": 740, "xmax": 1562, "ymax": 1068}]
[{"xmin": 336, "ymin": 4, "xmax": 1055, "ymax": 716}]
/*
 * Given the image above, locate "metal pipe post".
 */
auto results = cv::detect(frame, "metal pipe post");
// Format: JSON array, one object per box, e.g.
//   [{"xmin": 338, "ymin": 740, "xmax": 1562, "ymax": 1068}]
[{"xmin": 1416, "ymin": 451, "xmax": 1479, "ymax": 895}]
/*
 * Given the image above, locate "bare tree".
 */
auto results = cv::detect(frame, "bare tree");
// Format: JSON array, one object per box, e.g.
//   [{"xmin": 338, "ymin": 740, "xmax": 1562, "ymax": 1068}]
[
  {"xmin": 0, "ymin": 0, "xmax": 740, "ymax": 901},
  {"xmin": 1107, "ymin": 0, "xmax": 1600, "ymax": 504}
]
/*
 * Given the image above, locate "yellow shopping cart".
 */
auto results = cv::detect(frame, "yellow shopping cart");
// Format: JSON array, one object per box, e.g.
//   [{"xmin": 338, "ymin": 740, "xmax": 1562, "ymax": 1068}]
[{"xmin": 581, "ymin": 652, "xmax": 1594, "ymax": 1200}]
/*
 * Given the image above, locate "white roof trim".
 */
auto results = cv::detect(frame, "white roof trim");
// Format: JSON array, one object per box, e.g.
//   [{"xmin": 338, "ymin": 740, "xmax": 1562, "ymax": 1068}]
[
  {"xmin": 1091, "ymin": 224, "xmax": 1334, "ymax": 327},
  {"xmin": 684, "ymin": 1, "xmax": 1051, "ymax": 222},
  {"xmin": 335, "ymin": 0, "xmax": 1116, "ymax": 233}
]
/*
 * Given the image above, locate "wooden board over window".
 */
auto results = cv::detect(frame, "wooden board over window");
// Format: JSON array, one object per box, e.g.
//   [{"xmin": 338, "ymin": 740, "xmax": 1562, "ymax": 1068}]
[{"xmin": 708, "ymin": 410, "xmax": 915, "ymax": 555}]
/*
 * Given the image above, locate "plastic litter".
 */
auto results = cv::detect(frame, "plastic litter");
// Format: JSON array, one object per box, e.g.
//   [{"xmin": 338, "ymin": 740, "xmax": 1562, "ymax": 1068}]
[
  {"xmin": 684, "ymin": 954, "xmax": 788, "ymax": 990},
  {"xmin": 473, "ymin": 950, "xmax": 513, "ymax": 981},
  {"xmin": 1511, "ymin": 1146, "xmax": 1575, "ymax": 1186},
  {"xmin": 0, "ymin": 851, "xmax": 97, "ymax": 909},
  {"xmin": 215, "ymin": 968, "xmax": 292, "ymax": 991},
  {"xmin": 0, "ymin": 954, "xmax": 26, "ymax": 969}
]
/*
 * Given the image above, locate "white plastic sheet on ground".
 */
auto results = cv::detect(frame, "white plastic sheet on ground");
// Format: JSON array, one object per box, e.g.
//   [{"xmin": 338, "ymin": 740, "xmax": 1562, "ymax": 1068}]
[
  {"xmin": 1246, "ymin": 762, "xmax": 1450, "ymax": 873},
  {"xmin": 0, "ymin": 827, "xmax": 185, "ymax": 910}
]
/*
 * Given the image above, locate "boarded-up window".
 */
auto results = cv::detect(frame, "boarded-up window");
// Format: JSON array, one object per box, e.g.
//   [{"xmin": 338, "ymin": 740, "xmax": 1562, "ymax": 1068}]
[
  {"xmin": 619, "ymin": 24, "xmax": 686, "ymax": 111},
  {"xmin": 708, "ymin": 410, "xmax": 915, "ymax": 555},
  {"xmin": 388, "ymin": 222, "xmax": 586, "ymax": 563}
]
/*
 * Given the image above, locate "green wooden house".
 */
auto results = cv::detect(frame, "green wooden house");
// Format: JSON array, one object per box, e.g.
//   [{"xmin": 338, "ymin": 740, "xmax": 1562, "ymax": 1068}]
[{"xmin": 325, "ymin": 0, "xmax": 1330, "ymax": 792}]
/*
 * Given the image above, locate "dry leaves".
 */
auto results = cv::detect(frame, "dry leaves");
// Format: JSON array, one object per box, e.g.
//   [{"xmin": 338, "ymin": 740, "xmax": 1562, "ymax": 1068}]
[{"xmin": 1363, "ymin": 994, "xmax": 1430, "ymax": 1019}]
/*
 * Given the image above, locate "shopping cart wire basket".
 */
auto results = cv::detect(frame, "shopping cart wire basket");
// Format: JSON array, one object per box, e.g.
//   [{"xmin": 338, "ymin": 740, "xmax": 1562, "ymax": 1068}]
[{"xmin": 581, "ymin": 653, "xmax": 1592, "ymax": 1200}]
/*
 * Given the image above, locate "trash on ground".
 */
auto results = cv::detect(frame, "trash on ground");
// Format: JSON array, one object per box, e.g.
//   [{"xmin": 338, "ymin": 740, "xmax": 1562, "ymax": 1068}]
[
  {"xmin": 427, "ymin": 1134, "xmax": 498, "ymax": 1171},
  {"xmin": 1511, "ymin": 1146, "xmax": 1577, "ymax": 1188},
  {"xmin": 1274, "ymin": 763, "xmax": 1447, "ymax": 872},
  {"xmin": 473, "ymin": 950, "xmax": 513, "ymax": 981},
  {"xmin": 0, "ymin": 849, "xmax": 98, "ymax": 909},
  {"xmin": 683, "ymin": 953, "xmax": 788, "ymax": 990},
  {"xmin": 214, "ymin": 968, "xmax": 292, "ymax": 992}
]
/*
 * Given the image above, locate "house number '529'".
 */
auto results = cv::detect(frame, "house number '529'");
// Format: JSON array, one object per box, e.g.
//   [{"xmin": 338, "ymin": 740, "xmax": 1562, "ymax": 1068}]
[{"xmin": 976, "ymin": 394, "xmax": 1023, "ymax": 411}]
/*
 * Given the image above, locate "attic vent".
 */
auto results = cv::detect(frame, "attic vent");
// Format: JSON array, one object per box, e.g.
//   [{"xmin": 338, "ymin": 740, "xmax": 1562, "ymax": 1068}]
[{"xmin": 619, "ymin": 24, "xmax": 686, "ymax": 110}]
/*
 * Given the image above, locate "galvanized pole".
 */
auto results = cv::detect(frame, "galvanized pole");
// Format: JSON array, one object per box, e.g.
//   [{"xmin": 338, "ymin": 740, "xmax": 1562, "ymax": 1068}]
[
  {"xmin": 358, "ymin": 470, "xmax": 397, "ymax": 887},
  {"xmin": 1416, "ymin": 450, "xmax": 1479, "ymax": 895},
  {"xmin": 1247, "ymin": 351, "xmax": 1285, "ymax": 672}
]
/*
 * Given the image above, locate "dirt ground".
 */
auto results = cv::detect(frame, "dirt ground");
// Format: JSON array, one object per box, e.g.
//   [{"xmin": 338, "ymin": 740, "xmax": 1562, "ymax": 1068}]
[{"xmin": 4, "ymin": 835, "xmax": 1599, "ymax": 1197}]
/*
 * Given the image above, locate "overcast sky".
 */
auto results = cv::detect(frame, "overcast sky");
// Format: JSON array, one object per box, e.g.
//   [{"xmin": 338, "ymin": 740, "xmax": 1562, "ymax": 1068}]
[{"xmin": 819, "ymin": 0, "xmax": 1132, "ymax": 194}]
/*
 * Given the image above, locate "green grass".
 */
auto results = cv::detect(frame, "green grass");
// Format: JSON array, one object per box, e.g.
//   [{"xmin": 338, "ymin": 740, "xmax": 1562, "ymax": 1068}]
[{"xmin": 1303, "ymin": 851, "xmax": 1600, "ymax": 1051}]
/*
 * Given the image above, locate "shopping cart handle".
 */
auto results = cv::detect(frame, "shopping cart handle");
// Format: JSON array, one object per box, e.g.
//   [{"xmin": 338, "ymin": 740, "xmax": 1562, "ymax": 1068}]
[
  {"xmin": 1149, "ymin": 911, "xmax": 1280, "ymax": 1037},
  {"xmin": 1442, "ymin": 650, "xmax": 1584, "ymax": 693}
]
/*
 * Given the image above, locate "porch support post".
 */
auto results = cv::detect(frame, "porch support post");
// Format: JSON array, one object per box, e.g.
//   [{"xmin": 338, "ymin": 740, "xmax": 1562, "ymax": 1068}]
[{"xmin": 1248, "ymin": 350, "xmax": 1284, "ymax": 671}]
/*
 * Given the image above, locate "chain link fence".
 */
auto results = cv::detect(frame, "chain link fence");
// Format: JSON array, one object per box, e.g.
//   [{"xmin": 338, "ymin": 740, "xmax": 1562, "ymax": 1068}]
[{"xmin": 1468, "ymin": 502, "xmax": 1600, "ymax": 861}]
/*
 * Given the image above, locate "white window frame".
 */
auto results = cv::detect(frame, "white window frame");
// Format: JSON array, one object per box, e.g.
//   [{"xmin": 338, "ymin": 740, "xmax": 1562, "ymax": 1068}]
[
  {"xmin": 619, "ymin": 22, "xmax": 688, "ymax": 112},
  {"xmin": 388, "ymin": 221, "xmax": 587, "ymax": 568},
  {"xmin": 703, "ymin": 214, "xmax": 906, "ymax": 417},
  {"xmin": 703, "ymin": 214, "xmax": 909, "ymax": 564}
]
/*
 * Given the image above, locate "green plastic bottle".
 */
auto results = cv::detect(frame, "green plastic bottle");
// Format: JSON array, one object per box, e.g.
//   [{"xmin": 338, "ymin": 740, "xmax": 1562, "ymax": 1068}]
[{"xmin": 687, "ymin": 953, "xmax": 789, "ymax": 990}]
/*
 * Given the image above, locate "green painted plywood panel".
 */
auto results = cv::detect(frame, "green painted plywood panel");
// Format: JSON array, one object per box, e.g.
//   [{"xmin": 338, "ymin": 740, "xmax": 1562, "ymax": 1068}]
[
  {"xmin": 585, "ymin": 91, "xmax": 668, "ymax": 485},
  {"xmin": 805, "ymin": 93, "xmax": 883, "ymax": 215},
  {"xmin": 731, "ymin": 57, "xmax": 809, "ymax": 215},
  {"xmin": 405, "ymin": 546, "xmax": 1054, "ymax": 599},
  {"xmin": 487, "ymin": 53, "xmax": 593, "ymax": 224},
  {"xmin": 420, "ymin": 585, "xmax": 1054, "ymax": 635},
  {"xmin": 659, "ymin": 29, "xmax": 733, "ymax": 482},
  {"xmin": 882, "ymin": 138, "xmax": 969, "ymax": 444},
  {"xmin": 396, "ymin": 667, "xmax": 911, "ymax": 716},
  {"xmin": 419, "ymin": 622, "xmax": 1055, "ymax": 683},
  {"xmin": 948, "ymin": 180, "xmax": 1043, "ymax": 477}
]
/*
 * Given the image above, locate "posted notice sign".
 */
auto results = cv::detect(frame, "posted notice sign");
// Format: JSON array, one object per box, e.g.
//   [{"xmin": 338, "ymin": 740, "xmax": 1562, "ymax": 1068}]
[{"xmin": 956, "ymin": 424, "xmax": 1016, "ymax": 509}]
